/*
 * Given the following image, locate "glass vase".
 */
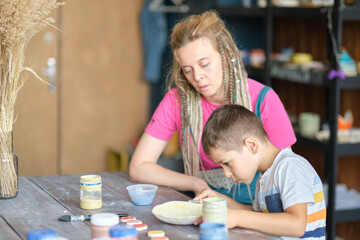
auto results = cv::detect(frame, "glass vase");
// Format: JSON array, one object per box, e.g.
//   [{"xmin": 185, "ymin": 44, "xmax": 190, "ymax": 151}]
[
  {"xmin": 0, "ymin": 131, "xmax": 18, "ymax": 199},
  {"xmin": 0, "ymin": 153, "xmax": 18, "ymax": 199}
]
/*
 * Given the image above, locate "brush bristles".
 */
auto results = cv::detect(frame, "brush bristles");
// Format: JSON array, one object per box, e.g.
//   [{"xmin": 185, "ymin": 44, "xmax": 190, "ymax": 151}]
[
  {"xmin": 0, "ymin": 0, "xmax": 63, "ymax": 198},
  {"xmin": 58, "ymin": 215, "xmax": 71, "ymax": 222}
]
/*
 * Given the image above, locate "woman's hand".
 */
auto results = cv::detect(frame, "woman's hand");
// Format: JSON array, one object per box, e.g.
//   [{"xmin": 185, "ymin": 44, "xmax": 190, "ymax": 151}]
[
  {"xmin": 193, "ymin": 179, "xmax": 210, "ymax": 196},
  {"xmin": 129, "ymin": 133, "xmax": 211, "ymax": 193}
]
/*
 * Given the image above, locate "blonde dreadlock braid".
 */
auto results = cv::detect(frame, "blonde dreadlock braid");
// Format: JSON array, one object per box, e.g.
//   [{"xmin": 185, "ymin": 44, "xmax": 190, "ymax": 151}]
[
  {"xmin": 178, "ymin": 83, "xmax": 202, "ymax": 177},
  {"xmin": 218, "ymin": 42, "xmax": 227, "ymax": 104},
  {"xmin": 218, "ymin": 33, "xmax": 252, "ymax": 110}
]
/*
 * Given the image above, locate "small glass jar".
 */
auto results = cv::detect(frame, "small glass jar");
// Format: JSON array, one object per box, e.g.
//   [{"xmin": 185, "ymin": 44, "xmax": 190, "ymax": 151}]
[
  {"xmin": 110, "ymin": 225, "xmax": 138, "ymax": 240},
  {"xmin": 80, "ymin": 174, "xmax": 102, "ymax": 209},
  {"xmin": 27, "ymin": 228, "xmax": 57, "ymax": 240},
  {"xmin": 202, "ymin": 197, "xmax": 227, "ymax": 228},
  {"xmin": 199, "ymin": 222, "xmax": 227, "ymax": 240},
  {"xmin": 90, "ymin": 213, "xmax": 120, "ymax": 239}
]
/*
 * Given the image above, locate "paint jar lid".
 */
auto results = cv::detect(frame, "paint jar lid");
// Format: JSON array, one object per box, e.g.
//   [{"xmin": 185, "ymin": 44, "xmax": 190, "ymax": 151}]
[
  {"xmin": 199, "ymin": 223, "xmax": 227, "ymax": 240},
  {"xmin": 27, "ymin": 228, "xmax": 57, "ymax": 240},
  {"xmin": 109, "ymin": 225, "xmax": 138, "ymax": 237},
  {"xmin": 203, "ymin": 197, "xmax": 227, "ymax": 208},
  {"xmin": 80, "ymin": 174, "xmax": 102, "ymax": 185},
  {"xmin": 90, "ymin": 213, "xmax": 120, "ymax": 226},
  {"xmin": 43, "ymin": 237, "xmax": 69, "ymax": 240}
]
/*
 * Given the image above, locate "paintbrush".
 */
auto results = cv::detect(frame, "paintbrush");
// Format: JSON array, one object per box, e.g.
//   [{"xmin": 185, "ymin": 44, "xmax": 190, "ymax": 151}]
[{"xmin": 58, "ymin": 213, "xmax": 129, "ymax": 222}]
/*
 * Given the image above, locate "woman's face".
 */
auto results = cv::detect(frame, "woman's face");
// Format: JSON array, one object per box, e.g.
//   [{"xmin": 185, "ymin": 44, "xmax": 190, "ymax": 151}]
[{"xmin": 176, "ymin": 37, "xmax": 225, "ymax": 105}]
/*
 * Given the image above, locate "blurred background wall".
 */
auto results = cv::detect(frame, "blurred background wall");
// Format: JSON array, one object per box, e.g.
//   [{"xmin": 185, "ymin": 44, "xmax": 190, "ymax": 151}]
[{"xmin": 15, "ymin": 0, "xmax": 148, "ymax": 176}]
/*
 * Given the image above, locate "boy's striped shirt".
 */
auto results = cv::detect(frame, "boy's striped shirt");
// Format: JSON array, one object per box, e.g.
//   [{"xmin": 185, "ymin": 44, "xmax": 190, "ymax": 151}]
[{"xmin": 253, "ymin": 148, "xmax": 326, "ymax": 239}]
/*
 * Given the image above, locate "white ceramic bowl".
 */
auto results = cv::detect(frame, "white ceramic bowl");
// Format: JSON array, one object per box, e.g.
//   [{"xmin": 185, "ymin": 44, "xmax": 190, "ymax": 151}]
[{"xmin": 152, "ymin": 201, "xmax": 203, "ymax": 225}]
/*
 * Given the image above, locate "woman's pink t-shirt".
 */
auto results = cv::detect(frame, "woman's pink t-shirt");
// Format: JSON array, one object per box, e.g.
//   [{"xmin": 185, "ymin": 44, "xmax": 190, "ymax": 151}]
[{"xmin": 145, "ymin": 79, "xmax": 296, "ymax": 170}]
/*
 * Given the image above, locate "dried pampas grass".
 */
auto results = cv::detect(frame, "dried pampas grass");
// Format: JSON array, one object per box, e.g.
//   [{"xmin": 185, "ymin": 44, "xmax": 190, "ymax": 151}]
[{"xmin": 0, "ymin": 0, "xmax": 63, "ymax": 198}]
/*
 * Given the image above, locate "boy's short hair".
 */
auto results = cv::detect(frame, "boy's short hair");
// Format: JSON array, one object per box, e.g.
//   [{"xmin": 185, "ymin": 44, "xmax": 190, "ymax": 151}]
[{"xmin": 202, "ymin": 104, "xmax": 269, "ymax": 156}]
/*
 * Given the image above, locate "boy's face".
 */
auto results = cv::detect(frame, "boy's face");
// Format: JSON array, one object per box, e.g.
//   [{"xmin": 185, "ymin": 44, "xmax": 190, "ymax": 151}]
[{"xmin": 210, "ymin": 146, "xmax": 258, "ymax": 185}]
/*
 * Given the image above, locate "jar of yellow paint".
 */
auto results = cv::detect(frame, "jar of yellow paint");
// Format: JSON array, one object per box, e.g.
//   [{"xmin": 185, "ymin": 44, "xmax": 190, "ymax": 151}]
[{"xmin": 80, "ymin": 174, "xmax": 102, "ymax": 209}]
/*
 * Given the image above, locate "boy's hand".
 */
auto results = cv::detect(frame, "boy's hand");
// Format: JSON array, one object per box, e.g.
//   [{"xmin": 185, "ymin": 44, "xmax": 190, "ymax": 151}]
[
  {"xmin": 193, "ymin": 187, "xmax": 218, "ymax": 202},
  {"xmin": 193, "ymin": 216, "xmax": 203, "ymax": 226},
  {"xmin": 192, "ymin": 187, "xmax": 216, "ymax": 226}
]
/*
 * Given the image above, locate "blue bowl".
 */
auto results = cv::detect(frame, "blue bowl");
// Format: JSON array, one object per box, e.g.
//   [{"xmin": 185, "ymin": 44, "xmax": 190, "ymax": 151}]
[{"xmin": 126, "ymin": 184, "xmax": 158, "ymax": 206}]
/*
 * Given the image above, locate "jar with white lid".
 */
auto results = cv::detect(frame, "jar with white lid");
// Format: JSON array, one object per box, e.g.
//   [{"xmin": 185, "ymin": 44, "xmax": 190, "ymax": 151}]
[
  {"xmin": 202, "ymin": 197, "xmax": 227, "ymax": 228},
  {"xmin": 90, "ymin": 213, "xmax": 120, "ymax": 239}
]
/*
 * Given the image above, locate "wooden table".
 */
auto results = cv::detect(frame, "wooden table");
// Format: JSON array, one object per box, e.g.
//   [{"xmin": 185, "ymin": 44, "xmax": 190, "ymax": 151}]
[{"xmin": 0, "ymin": 172, "xmax": 273, "ymax": 240}]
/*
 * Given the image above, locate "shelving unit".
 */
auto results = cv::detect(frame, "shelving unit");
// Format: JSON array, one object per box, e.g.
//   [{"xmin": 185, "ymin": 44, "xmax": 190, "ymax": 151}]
[
  {"xmin": 325, "ymin": 3, "xmax": 360, "ymax": 238},
  {"xmin": 214, "ymin": 1, "xmax": 360, "ymax": 239}
]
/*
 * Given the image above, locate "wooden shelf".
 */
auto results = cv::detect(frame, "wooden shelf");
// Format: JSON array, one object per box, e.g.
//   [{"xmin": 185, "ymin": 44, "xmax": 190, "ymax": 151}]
[
  {"xmin": 337, "ymin": 142, "xmax": 360, "ymax": 156},
  {"xmin": 338, "ymin": 76, "xmax": 360, "ymax": 89},
  {"xmin": 295, "ymin": 134, "xmax": 360, "ymax": 156},
  {"xmin": 335, "ymin": 208, "xmax": 360, "ymax": 222},
  {"xmin": 216, "ymin": 6, "xmax": 266, "ymax": 18},
  {"xmin": 295, "ymin": 134, "xmax": 329, "ymax": 152},
  {"xmin": 216, "ymin": 6, "xmax": 360, "ymax": 21},
  {"xmin": 272, "ymin": 73, "xmax": 360, "ymax": 89},
  {"xmin": 342, "ymin": 6, "xmax": 360, "ymax": 21},
  {"xmin": 273, "ymin": 7, "xmax": 328, "ymax": 18}
]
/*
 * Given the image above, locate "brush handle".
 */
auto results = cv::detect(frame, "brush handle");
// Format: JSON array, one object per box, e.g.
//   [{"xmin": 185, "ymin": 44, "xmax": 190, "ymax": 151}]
[
  {"xmin": 84, "ymin": 213, "xmax": 129, "ymax": 220},
  {"xmin": 70, "ymin": 215, "xmax": 89, "ymax": 222},
  {"xmin": 69, "ymin": 213, "xmax": 128, "ymax": 222}
]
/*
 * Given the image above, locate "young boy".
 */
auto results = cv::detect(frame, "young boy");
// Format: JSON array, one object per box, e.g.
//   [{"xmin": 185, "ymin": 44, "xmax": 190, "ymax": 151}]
[{"xmin": 194, "ymin": 104, "xmax": 326, "ymax": 239}]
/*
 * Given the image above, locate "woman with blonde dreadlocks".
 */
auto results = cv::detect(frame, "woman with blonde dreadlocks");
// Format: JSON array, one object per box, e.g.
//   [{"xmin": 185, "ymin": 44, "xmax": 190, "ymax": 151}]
[{"xmin": 129, "ymin": 10, "xmax": 296, "ymax": 205}]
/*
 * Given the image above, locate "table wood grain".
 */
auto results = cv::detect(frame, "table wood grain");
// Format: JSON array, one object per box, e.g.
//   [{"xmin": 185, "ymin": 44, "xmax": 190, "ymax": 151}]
[{"xmin": 0, "ymin": 172, "xmax": 274, "ymax": 240}]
